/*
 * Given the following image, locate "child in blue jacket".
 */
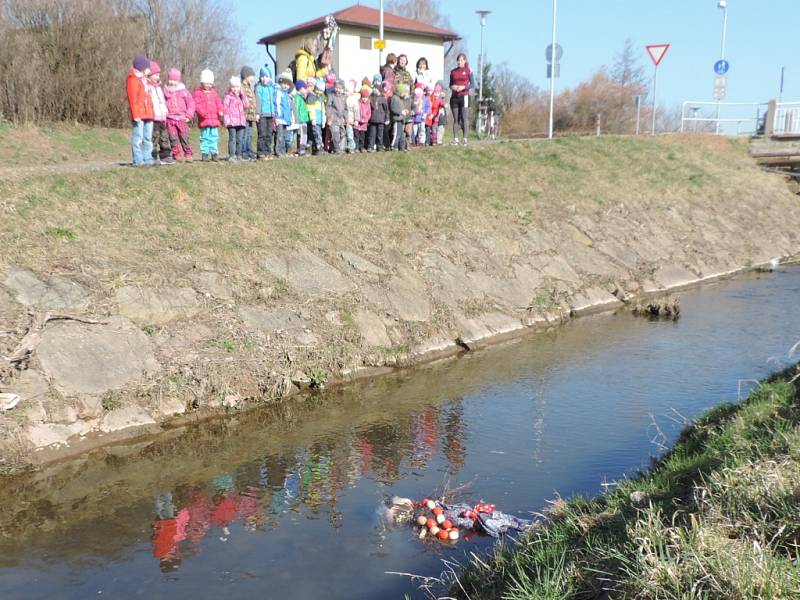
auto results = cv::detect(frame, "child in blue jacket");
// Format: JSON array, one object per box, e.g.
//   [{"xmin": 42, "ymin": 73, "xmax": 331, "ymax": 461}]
[{"xmin": 255, "ymin": 65, "xmax": 276, "ymax": 158}]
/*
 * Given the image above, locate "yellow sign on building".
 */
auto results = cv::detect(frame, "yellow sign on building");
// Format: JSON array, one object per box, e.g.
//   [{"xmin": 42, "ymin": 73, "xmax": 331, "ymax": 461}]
[{"xmin": 373, "ymin": 39, "xmax": 386, "ymax": 50}]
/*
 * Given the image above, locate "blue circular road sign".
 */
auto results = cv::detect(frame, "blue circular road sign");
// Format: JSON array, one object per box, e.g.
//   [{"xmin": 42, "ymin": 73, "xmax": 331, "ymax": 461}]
[{"xmin": 714, "ymin": 59, "xmax": 730, "ymax": 75}]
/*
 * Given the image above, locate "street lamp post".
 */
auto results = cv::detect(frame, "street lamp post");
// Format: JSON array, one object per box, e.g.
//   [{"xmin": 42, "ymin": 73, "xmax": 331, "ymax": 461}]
[
  {"xmin": 715, "ymin": 0, "xmax": 728, "ymax": 134},
  {"xmin": 548, "ymin": 0, "xmax": 557, "ymax": 140},
  {"xmin": 379, "ymin": 0, "xmax": 384, "ymax": 70},
  {"xmin": 476, "ymin": 10, "xmax": 490, "ymax": 104}
]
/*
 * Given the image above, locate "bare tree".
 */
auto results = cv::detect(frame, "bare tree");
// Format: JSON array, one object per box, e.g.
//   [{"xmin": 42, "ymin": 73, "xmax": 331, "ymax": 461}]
[
  {"xmin": 0, "ymin": 0, "xmax": 241, "ymax": 125},
  {"xmin": 490, "ymin": 63, "xmax": 540, "ymax": 114},
  {"xmin": 608, "ymin": 38, "xmax": 649, "ymax": 133}
]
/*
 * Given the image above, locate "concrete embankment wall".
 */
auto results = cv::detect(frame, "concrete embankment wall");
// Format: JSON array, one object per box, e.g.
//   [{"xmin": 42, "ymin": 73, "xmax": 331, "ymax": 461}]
[{"xmin": 1, "ymin": 134, "xmax": 799, "ymax": 471}]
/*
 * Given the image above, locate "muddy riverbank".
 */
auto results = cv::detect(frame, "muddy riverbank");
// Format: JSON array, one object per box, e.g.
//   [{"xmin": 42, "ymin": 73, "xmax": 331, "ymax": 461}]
[{"xmin": 1, "ymin": 135, "xmax": 799, "ymax": 472}]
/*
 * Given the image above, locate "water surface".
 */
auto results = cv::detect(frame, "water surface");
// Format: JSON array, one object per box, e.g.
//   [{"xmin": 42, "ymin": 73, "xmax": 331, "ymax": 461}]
[{"xmin": 1, "ymin": 268, "xmax": 800, "ymax": 599}]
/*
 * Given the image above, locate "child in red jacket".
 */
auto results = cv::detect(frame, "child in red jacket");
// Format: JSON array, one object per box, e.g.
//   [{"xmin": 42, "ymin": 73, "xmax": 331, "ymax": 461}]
[
  {"xmin": 193, "ymin": 69, "xmax": 224, "ymax": 161},
  {"xmin": 126, "ymin": 53, "xmax": 154, "ymax": 166}
]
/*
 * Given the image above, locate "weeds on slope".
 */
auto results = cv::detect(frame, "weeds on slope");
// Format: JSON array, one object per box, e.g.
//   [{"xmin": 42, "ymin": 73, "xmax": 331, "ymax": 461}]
[{"xmin": 451, "ymin": 375, "xmax": 800, "ymax": 599}]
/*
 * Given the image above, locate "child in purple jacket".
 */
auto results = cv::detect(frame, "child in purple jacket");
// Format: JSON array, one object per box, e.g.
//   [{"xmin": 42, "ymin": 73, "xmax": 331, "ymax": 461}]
[
  {"xmin": 223, "ymin": 76, "xmax": 249, "ymax": 161},
  {"xmin": 164, "ymin": 68, "xmax": 195, "ymax": 161}
]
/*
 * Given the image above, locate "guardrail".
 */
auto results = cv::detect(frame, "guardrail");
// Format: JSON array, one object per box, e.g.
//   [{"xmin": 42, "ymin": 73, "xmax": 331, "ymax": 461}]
[{"xmin": 680, "ymin": 101, "xmax": 768, "ymax": 135}]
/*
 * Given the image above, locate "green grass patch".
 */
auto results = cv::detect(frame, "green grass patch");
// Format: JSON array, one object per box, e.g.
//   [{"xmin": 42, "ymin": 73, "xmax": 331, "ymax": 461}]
[
  {"xmin": 45, "ymin": 226, "xmax": 77, "ymax": 240},
  {"xmin": 451, "ymin": 370, "xmax": 800, "ymax": 599}
]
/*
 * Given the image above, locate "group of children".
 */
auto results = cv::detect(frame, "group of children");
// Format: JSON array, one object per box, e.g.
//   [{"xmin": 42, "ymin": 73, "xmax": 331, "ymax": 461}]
[{"xmin": 126, "ymin": 53, "xmax": 451, "ymax": 166}]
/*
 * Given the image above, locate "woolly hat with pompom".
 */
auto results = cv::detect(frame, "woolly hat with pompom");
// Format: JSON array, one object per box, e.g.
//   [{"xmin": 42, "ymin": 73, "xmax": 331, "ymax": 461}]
[
  {"xmin": 168, "ymin": 68, "xmax": 181, "ymax": 82},
  {"xmin": 372, "ymin": 74, "xmax": 382, "ymax": 88},
  {"xmin": 149, "ymin": 62, "xmax": 161, "ymax": 75},
  {"xmin": 259, "ymin": 65, "xmax": 273, "ymax": 79},
  {"xmin": 200, "ymin": 69, "xmax": 214, "ymax": 84},
  {"xmin": 278, "ymin": 69, "xmax": 293, "ymax": 84},
  {"xmin": 360, "ymin": 86, "xmax": 371, "ymax": 97},
  {"xmin": 229, "ymin": 76, "xmax": 241, "ymax": 87}
]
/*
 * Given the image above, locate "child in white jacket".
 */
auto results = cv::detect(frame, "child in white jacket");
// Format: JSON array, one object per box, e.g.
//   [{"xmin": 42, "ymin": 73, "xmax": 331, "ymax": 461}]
[{"xmin": 345, "ymin": 79, "xmax": 360, "ymax": 153}]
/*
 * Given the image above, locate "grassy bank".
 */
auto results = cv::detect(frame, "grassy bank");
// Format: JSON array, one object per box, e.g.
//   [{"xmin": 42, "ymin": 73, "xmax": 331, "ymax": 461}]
[{"xmin": 451, "ymin": 370, "xmax": 800, "ymax": 599}]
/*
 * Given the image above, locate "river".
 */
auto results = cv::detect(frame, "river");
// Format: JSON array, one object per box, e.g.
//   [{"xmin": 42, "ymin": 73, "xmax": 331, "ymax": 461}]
[{"xmin": 1, "ymin": 268, "xmax": 799, "ymax": 599}]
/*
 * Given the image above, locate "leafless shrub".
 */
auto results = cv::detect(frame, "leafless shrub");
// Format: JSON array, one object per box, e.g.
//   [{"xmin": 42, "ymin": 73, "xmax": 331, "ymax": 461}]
[{"xmin": 0, "ymin": 0, "xmax": 241, "ymax": 126}]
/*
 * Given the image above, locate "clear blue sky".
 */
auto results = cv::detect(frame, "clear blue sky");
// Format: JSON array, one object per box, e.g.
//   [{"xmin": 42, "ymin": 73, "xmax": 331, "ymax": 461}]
[{"xmin": 233, "ymin": 0, "xmax": 799, "ymax": 108}]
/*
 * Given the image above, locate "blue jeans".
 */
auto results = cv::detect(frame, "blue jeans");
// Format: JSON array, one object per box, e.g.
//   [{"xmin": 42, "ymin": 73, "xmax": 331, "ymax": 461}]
[
  {"xmin": 275, "ymin": 124, "xmax": 291, "ymax": 156},
  {"xmin": 227, "ymin": 126, "xmax": 245, "ymax": 158},
  {"xmin": 243, "ymin": 121, "xmax": 256, "ymax": 158},
  {"xmin": 131, "ymin": 120, "xmax": 154, "ymax": 165},
  {"xmin": 311, "ymin": 124, "xmax": 323, "ymax": 153},
  {"xmin": 199, "ymin": 127, "xmax": 219, "ymax": 155}
]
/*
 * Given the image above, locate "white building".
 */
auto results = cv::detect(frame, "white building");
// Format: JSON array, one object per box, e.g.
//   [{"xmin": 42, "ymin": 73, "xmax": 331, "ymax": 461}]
[{"xmin": 258, "ymin": 4, "xmax": 459, "ymax": 85}]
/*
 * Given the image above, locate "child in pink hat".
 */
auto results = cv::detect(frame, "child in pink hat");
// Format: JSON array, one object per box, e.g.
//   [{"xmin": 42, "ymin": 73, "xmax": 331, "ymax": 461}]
[{"xmin": 163, "ymin": 68, "xmax": 195, "ymax": 161}]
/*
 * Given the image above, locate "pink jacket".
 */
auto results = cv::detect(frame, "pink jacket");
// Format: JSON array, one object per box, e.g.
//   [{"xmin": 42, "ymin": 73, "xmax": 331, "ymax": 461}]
[
  {"xmin": 193, "ymin": 86, "xmax": 224, "ymax": 128},
  {"xmin": 164, "ymin": 83, "xmax": 195, "ymax": 122},
  {"xmin": 223, "ymin": 89, "xmax": 248, "ymax": 127},
  {"xmin": 356, "ymin": 99, "xmax": 371, "ymax": 132}
]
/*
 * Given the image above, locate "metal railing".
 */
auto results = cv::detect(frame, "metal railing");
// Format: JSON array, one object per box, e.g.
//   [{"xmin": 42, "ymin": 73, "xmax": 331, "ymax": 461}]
[
  {"xmin": 680, "ymin": 101, "xmax": 768, "ymax": 135},
  {"xmin": 772, "ymin": 102, "xmax": 800, "ymax": 135}
]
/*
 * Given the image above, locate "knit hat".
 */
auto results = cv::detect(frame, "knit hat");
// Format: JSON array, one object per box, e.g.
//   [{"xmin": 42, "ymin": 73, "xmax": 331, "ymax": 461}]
[
  {"xmin": 149, "ymin": 62, "xmax": 161, "ymax": 76},
  {"xmin": 415, "ymin": 81, "xmax": 423, "ymax": 89},
  {"xmin": 295, "ymin": 80, "xmax": 307, "ymax": 91},
  {"xmin": 413, "ymin": 87, "xmax": 423, "ymax": 96},
  {"xmin": 433, "ymin": 82, "xmax": 442, "ymax": 93},
  {"xmin": 360, "ymin": 86, "xmax": 371, "ymax": 97},
  {"xmin": 372, "ymin": 74, "xmax": 382, "ymax": 88},
  {"xmin": 230, "ymin": 76, "xmax": 241, "ymax": 87},
  {"xmin": 200, "ymin": 69, "xmax": 214, "ymax": 84},
  {"xmin": 326, "ymin": 72, "xmax": 337, "ymax": 86},
  {"xmin": 361, "ymin": 77, "xmax": 371, "ymax": 86},
  {"xmin": 314, "ymin": 78, "xmax": 326, "ymax": 93},
  {"xmin": 259, "ymin": 65, "xmax": 273, "ymax": 79},
  {"xmin": 278, "ymin": 69, "xmax": 293, "ymax": 84},
  {"xmin": 132, "ymin": 53, "xmax": 149, "ymax": 71},
  {"xmin": 168, "ymin": 68, "xmax": 181, "ymax": 82},
  {"xmin": 335, "ymin": 79, "xmax": 345, "ymax": 89},
  {"xmin": 240, "ymin": 65, "xmax": 255, "ymax": 80},
  {"xmin": 396, "ymin": 83, "xmax": 409, "ymax": 96}
]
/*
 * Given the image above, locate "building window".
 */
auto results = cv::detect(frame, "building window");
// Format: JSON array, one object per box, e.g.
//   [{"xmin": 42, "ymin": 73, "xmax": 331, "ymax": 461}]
[{"xmin": 360, "ymin": 36, "xmax": 371, "ymax": 50}]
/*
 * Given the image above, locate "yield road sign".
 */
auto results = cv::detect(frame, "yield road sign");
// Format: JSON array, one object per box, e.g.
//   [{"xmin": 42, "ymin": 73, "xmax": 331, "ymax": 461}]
[
  {"xmin": 714, "ymin": 59, "xmax": 729, "ymax": 75},
  {"xmin": 646, "ymin": 44, "xmax": 670, "ymax": 66}
]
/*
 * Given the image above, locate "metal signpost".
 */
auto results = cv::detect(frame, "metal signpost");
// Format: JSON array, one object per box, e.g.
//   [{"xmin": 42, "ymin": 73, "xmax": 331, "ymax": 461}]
[
  {"xmin": 646, "ymin": 44, "xmax": 670, "ymax": 136},
  {"xmin": 378, "ymin": 0, "xmax": 384, "ymax": 70},
  {"xmin": 547, "ymin": 0, "xmax": 558, "ymax": 140},
  {"xmin": 715, "ymin": 0, "xmax": 729, "ymax": 134}
]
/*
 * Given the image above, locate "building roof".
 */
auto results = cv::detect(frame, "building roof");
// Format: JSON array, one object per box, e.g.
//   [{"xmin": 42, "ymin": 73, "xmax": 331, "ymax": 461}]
[{"xmin": 258, "ymin": 4, "xmax": 460, "ymax": 45}]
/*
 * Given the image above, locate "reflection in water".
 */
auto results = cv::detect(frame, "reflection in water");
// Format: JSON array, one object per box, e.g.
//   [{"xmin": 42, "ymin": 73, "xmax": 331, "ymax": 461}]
[{"xmin": 142, "ymin": 401, "xmax": 468, "ymax": 573}]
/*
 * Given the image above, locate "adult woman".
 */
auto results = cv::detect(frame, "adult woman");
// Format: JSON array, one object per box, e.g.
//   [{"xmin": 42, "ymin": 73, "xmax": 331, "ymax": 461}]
[
  {"xmin": 381, "ymin": 53, "xmax": 397, "ymax": 84},
  {"xmin": 415, "ymin": 57, "xmax": 435, "ymax": 90},
  {"xmin": 449, "ymin": 53, "xmax": 474, "ymax": 145},
  {"xmin": 394, "ymin": 54, "xmax": 414, "ymax": 91}
]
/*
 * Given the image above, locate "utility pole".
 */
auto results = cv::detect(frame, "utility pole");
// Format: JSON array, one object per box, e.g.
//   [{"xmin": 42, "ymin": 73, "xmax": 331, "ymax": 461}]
[
  {"xmin": 715, "ymin": 0, "xmax": 728, "ymax": 134},
  {"xmin": 779, "ymin": 66, "xmax": 785, "ymax": 103},
  {"xmin": 476, "ymin": 10, "xmax": 490, "ymax": 103},
  {"xmin": 548, "ymin": 0, "xmax": 557, "ymax": 140}
]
